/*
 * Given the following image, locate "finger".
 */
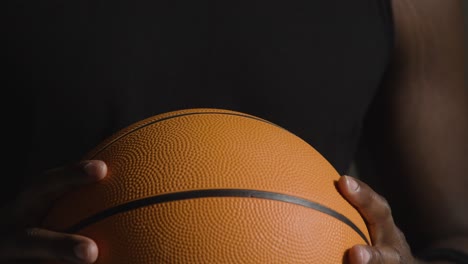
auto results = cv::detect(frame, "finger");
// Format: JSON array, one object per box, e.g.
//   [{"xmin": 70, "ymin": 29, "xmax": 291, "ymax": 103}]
[
  {"xmin": 14, "ymin": 160, "xmax": 107, "ymax": 216},
  {"xmin": 337, "ymin": 175, "xmax": 398, "ymax": 243},
  {"xmin": 0, "ymin": 228, "xmax": 98, "ymax": 264},
  {"xmin": 348, "ymin": 245, "xmax": 404, "ymax": 264},
  {"xmin": 28, "ymin": 160, "xmax": 107, "ymax": 197}
]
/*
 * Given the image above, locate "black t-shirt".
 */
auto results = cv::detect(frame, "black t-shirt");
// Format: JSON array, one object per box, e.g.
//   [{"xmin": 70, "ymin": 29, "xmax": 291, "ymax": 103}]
[{"xmin": 3, "ymin": 0, "xmax": 394, "ymax": 203}]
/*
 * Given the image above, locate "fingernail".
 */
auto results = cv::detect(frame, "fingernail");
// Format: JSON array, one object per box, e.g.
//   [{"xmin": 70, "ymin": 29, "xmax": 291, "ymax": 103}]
[
  {"xmin": 345, "ymin": 176, "xmax": 359, "ymax": 192},
  {"xmin": 359, "ymin": 247, "xmax": 371, "ymax": 263},
  {"xmin": 74, "ymin": 243, "xmax": 92, "ymax": 261},
  {"xmin": 83, "ymin": 161, "xmax": 106, "ymax": 180}
]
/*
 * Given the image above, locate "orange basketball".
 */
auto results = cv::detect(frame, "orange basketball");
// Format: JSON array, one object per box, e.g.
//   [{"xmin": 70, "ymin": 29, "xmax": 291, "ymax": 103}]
[{"xmin": 42, "ymin": 108, "xmax": 370, "ymax": 263}]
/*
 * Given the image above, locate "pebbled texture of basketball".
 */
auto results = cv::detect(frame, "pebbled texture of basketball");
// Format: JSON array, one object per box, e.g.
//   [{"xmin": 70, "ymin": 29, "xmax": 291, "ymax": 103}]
[{"xmin": 42, "ymin": 108, "xmax": 371, "ymax": 264}]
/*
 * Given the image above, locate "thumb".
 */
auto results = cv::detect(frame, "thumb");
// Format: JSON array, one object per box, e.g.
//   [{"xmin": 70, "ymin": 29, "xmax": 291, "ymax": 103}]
[{"xmin": 0, "ymin": 228, "xmax": 98, "ymax": 263}]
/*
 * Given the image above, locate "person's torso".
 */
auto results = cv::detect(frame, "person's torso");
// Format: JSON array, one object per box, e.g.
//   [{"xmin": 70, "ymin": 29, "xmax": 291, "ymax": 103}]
[{"xmin": 3, "ymin": 0, "xmax": 393, "ymax": 200}]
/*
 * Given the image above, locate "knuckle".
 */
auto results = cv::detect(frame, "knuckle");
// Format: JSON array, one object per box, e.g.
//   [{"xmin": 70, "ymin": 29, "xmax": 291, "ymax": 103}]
[
  {"xmin": 391, "ymin": 246, "xmax": 405, "ymax": 264},
  {"xmin": 23, "ymin": 227, "xmax": 44, "ymax": 240},
  {"xmin": 359, "ymin": 191, "xmax": 375, "ymax": 209},
  {"xmin": 395, "ymin": 249, "xmax": 404, "ymax": 263},
  {"xmin": 382, "ymin": 202, "xmax": 392, "ymax": 219},
  {"xmin": 377, "ymin": 193, "xmax": 390, "ymax": 208},
  {"xmin": 395, "ymin": 228, "xmax": 406, "ymax": 241},
  {"xmin": 375, "ymin": 193, "xmax": 392, "ymax": 218},
  {"xmin": 24, "ymin": 227, "xmax": 39, "ymax": 236},
  {"xmin": 372, "ymin": 247, "xmax": 404, "ymax": 264},
  {"xmin": 372, "ymin": 249, "xmax": 385, "ymax": 263}
]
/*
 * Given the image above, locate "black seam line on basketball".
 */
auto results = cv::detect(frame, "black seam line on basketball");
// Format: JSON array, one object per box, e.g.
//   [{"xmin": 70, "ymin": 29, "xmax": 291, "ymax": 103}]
[
  {"xmin": 90, "ymin": 111, "xmax": 285, "ymax": 159},
  {"xmin": 65, "ymin": 189, "xmax": 370, "ymax": 245}
]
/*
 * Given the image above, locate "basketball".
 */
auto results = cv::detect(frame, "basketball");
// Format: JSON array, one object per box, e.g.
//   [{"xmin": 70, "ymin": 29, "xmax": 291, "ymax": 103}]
[{"xmin": 42, "ymin": 108, "xmax": 370, "ymax": 263}]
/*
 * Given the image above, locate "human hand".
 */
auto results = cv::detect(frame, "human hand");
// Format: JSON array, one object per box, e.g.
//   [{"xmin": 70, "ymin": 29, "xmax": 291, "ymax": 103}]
[
  {"xmin": 337, "ymin": 175, "xmax": 425, "ymax": 264},
  {"xmin": 0, "ymin": 160, "xmax": 107, "ymax": 264}
]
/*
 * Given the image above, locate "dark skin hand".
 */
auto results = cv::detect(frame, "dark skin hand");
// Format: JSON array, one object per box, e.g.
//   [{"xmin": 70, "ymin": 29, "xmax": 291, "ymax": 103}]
[
  {"xmin": 339, "ymin": 176, "xmax": 417, "ymax": 263},
  {"xmin": 339, "ymin": 174, "xmax": 467, "ymax": 264},
  {"xmin": 1, "ymin": 0, "xmax": 466, "ymax": 264},
  {"xmin": 0, "ymin": 160, "xmax": 107, "ymax": 264}
]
